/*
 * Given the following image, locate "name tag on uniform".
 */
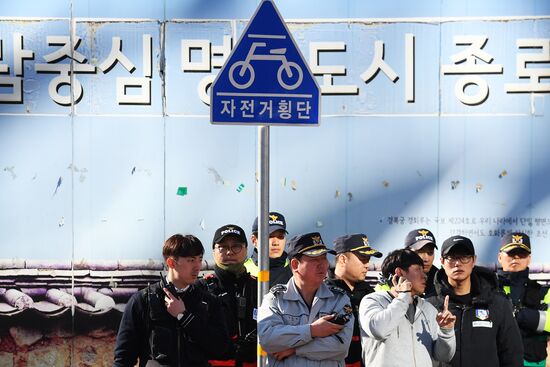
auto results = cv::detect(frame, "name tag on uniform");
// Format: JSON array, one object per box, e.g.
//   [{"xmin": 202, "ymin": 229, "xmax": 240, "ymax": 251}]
[
  {"xmin": 472, "ymin": 321, "xmax": 493, "ymax": 328},
  {"xmin": 253, "ymin": 308, "xmax": 257, "ymax": 320}
]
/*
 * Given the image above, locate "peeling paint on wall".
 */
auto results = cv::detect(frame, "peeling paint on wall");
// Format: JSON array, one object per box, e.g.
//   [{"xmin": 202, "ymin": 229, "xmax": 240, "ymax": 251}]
[
  {"xmin": 53, "ymin": 177, "xmax": 63, "ymax": 196},
  {"xmin": 3, "ymin": 166, "xmax": 16, "ymax": 180},
  {"xmin": 67, "ymin": 164, "xmax": 88, "ymax": 183},
  {"xmin": 208, "ymin": 167, "xmax": 225, "ymax": 185},
  {"xmin": 475, "ymin": 183, "xmax": 483, "ymax": 193},
  {"xmin": 290, "ymin": 180, "xmax": 297, "ymax": 191}
]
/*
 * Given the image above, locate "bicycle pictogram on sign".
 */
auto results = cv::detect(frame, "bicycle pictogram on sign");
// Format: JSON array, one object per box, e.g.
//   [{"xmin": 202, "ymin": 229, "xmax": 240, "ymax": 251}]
[{"xmin": 229, "ymin": 35, "xmax": 304, "ymax": 90}]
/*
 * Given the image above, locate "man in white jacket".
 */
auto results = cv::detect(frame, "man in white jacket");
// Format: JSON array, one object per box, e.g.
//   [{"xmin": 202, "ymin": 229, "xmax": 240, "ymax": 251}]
[{"xmin": 359, "ymin": 249, "xmax": 456, "ymax": 367}]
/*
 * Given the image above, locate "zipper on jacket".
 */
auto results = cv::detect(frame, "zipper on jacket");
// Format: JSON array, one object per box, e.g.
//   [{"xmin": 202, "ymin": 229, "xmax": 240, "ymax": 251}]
[
  {"xmin": 458, "ymin": 304, "xmax": 467, "ymax": 367},
  {"xmin": 410, "ymin": 324, "xmax": 417, "ymax": 367}
]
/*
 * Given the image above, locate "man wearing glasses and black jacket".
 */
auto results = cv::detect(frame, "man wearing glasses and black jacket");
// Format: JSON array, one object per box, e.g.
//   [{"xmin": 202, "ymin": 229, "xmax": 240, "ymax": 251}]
[
  {"xmin": 427, "ymin": 235, "xmax": 523, "ymax": 367},
  {"xmin": 196, "ymin": 224, "xmax": 258, "ymax": 367}
]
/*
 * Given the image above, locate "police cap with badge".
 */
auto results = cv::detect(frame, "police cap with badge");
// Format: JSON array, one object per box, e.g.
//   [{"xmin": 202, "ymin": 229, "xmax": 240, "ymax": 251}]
[
  {"xmin": 404, "ymin": 228, "xmax": 438, "ymax": 251},
  {"xmin": 499, "ymin": 232, "xmax": 531, "ymax": 254},
  {"xmin": 287, "ymin": 232, "xmax": 336, "ymax": 259},
  {"xmin": 333, "ymin": 233, "xmax": 383, "ymax": 258},
  {"xmin": 251, "ymin": 211, "xmax": 288, "ymax": 235}
]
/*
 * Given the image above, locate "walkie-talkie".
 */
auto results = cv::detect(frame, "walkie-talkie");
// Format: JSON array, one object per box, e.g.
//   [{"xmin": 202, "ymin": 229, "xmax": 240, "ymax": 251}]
[
  {"xmin": 160, "ymin": 272, "xmax": 179, "ymax": 299},
  {"xmin": 331, "ymin": 313, "xmax": 351, "ymax": 325}
]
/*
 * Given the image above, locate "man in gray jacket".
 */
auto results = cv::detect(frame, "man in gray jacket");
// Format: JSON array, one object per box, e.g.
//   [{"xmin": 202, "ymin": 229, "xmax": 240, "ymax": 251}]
[
  {"xmin": 258, "ymin": 232, "xmax": 354, "ymax": 367},
  {"xmin": 359, "ymin": 249, "xmax": 456, "ymax": 367}
]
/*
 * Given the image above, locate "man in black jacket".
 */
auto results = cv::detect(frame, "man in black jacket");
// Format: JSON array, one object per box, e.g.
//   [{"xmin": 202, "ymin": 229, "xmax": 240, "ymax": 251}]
[
  {"xmin": 497, "ymin": 232, "xmax": 550, "ymax": 367},
  {"xmin": 404, "ymin": 228, "xmax": 439, "ymax": 298},
  {"xmin": 113, "ymin": 234, "xmax": 230, "ymax": 367},
  {"xmin": 427, "ymin": 235, "xmax": 523, "ymax": 367},
  {"xmin": 325, "ymin": 233, "xmax": 382, "ymax": 367},
  {"xmin": 245, "ymin": 211, "xmax": 292, "ymax": 287},
  {"xmin": 196, "ymin": 224, "xmax": 258, "ymax": 367}
]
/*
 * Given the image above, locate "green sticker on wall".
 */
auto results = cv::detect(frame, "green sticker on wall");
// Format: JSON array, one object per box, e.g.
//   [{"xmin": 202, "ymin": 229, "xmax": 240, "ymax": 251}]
[{"xmin": 177, "ymin": 187, "xmax": 188, "ymax": 196}]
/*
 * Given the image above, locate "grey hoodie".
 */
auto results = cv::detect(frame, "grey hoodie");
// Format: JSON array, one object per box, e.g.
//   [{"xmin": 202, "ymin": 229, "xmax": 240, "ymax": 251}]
[{"xmin": 359, "ymin": 291, "xmax": 455, "ymax": 367}]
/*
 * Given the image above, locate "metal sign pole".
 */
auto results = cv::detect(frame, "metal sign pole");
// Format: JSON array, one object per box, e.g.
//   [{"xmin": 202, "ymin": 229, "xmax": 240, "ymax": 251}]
[{"xmin": 257, "ymin": 125, "xmax": 269, "ymax": 367}]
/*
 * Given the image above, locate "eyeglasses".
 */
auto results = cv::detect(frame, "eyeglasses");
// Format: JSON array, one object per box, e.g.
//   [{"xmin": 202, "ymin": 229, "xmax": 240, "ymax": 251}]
[
  {"xmin": 215, "ymin": 244, "xmax": 244, "ymax": 254},
  {"xmin": 443, "ymin": 255, "xmax": 473, "ymax": 264}
]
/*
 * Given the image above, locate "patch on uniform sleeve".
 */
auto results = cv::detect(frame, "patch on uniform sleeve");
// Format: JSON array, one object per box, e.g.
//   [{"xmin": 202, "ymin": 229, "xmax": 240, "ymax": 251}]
[
  {"xmin": 343, "ymin": 304, "xmax": 353, "ymax": 315},
  {"xmin": 270, "ymin": 284, "xmax": 287, "ymax": 294},
  {"xmin": 328, "ymin": 285, "xmax": 346, "ymax": 295}
]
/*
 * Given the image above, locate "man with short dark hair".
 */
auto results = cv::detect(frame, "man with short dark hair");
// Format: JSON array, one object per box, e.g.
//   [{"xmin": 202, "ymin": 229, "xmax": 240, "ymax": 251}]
[
  {"xmin": 359, "ymin": 249, "xmax": 456, "ymax": 367},
  {"xmin": 497, "ymin": 232, "xmax": 550, "ymax": 367},
  {"xmin": 258, "ymin": 232, "xmax": 353, "ymax": 367},
  {"xmin": 428, "ymin": 235, "xmax": 523, "ymax": 367},
  {"xmin": 245, "ymin": 211, "xmax": 292, "ymax": 287},
  {"xmin": 114, "ymin": 234, "xmax": 230, "ymax": 367},
  {"xmin": 404, "ymin": 228, "xmax": 439, "ymax": 298},
  {"xmin": 196, "ymin": 224, "xmax": 257, "ymax": 367},
  {"xmin": 325, "ymin": 233, "xmax": 382, "ymax": 367}
]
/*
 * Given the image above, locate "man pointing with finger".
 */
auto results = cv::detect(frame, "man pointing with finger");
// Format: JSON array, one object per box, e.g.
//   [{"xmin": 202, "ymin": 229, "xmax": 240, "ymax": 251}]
[
  {"xmin": 427, "ymin": 235, "xmax": 523, "ymax": 367},
  {"xmin": 258, "ymin": 232, "xmax": 353, "ymax": 367},
  {"xmin": 359, "ymin": 249, "xmax": 456, "ymax": 367}
]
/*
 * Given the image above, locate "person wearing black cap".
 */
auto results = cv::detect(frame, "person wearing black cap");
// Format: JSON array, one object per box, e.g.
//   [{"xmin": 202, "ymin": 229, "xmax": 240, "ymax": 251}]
[
  {"xmin": 325, "ymin": 234, "xmax": 382, "ymax": 367},
  {"xmin": 427, "ymin": 235, "xmax": 523, "ymax": 367},
  {"xmin": 404, "ymin": 228, "xmax": 439, "ymax": 298},
  {"xmin": 114, "ymin": 234, "xmax": 230, "ymax": 367},
  {"xmin": 496, "ymin": 232, "xmax": 550, "ymax": 367},
  {"xmin": 258, "ymin": 232, "xmax": 353, "ymax": 367},
  {"xmin": 245, "ymin": 211, "xmax": 292, "ymax": 287},
  {"xmin": 195, "ymin": 225, "xmax": 257, "ymax": 367}
]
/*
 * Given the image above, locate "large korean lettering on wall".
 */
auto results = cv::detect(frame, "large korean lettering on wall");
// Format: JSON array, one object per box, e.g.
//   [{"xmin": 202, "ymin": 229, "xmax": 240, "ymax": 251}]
[
  {"xmin": 0, "ymin": 16, "xmax": 549, "ymax": 265},
  {"xmin": 0, "ymin": 18, "xmax": 547, "ymax": 114}
]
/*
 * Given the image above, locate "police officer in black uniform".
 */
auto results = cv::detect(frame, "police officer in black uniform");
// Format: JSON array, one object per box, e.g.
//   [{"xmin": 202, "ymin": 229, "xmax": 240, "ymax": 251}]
[
  {"xmin": 113, "ymin": 234, "xmax": 230, "ymax": 367},
  {"xmin": 497, "ymin": 232, "xmax": 550, "ymax": 367},
  {"xmin": 325, "ymin": 234, "xmax": 382, "ymax": 367},
  {"xmin": 196, "ymin": 224, "xmax": 257, "ymax": 367},
  {"xmin": 404, "ymin": 228, "xmax": 439, "ymax": 298},
  {"xmin": 245, "ymin": 211, "xmax": 292, "ymax": 287}
]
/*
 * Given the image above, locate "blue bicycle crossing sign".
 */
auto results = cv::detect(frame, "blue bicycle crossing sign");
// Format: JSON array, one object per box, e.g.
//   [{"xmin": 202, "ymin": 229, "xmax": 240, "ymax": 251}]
[{"xmin": 211, "ymin": 0, "xmax": 320, "ymax": 125}]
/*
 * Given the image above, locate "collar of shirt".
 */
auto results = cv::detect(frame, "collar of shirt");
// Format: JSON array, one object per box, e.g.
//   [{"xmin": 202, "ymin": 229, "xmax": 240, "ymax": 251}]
[{"xmin": 166, "ymin": 276, "xmax": 190, "ymax": 293}]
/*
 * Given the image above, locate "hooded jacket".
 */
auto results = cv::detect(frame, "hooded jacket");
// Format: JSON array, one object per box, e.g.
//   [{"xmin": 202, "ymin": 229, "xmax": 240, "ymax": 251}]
[
  {"xmin": 427, "ymin": 266, "xmax": 523, "ymax": 367},
  {"xmin": 359, "ymin": 290, "xmax": 455, "ymax": 367}
]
